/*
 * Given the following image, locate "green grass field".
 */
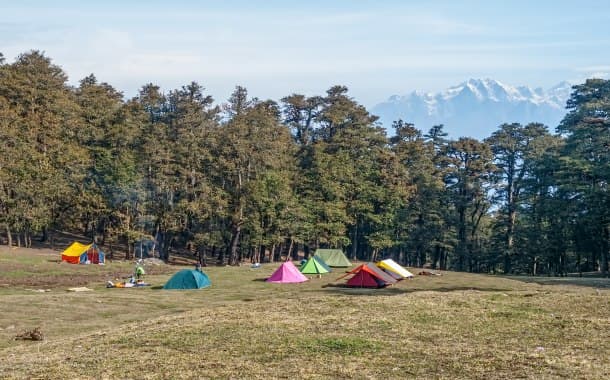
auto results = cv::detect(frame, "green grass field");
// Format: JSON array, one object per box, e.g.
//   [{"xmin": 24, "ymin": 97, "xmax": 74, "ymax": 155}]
[{"xmin": 0, "ymin": 247, "xmax": 608, "ymax": 379}]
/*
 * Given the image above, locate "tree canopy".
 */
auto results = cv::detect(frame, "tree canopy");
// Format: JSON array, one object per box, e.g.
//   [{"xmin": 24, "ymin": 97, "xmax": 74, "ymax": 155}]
[{"xmin": 0, "ymin": 51, "xmax": 607, "ymax": 276}]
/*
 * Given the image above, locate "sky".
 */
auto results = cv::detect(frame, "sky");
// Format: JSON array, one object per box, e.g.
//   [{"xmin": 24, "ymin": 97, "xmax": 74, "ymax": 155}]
[{"xmin": 2, "ymin": 0, "xmax": 610, "ymax": 107}]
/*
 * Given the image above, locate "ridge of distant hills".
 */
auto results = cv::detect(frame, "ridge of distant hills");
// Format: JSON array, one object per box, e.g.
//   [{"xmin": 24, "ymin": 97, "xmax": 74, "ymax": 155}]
[{"xmin": 372, "ymin": 78, "xmax": 573, "ymax": 139}]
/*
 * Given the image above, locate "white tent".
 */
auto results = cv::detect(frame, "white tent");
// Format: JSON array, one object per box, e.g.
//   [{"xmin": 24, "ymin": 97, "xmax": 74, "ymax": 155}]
[{"xmin": 376, "ymin": 259, "xmax": 414, "ymax": 279}]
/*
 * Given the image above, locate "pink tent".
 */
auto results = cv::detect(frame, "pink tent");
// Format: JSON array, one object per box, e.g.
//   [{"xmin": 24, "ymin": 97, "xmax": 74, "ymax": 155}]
[{"xmin": 266, "ymin": 261, "xmax": 309, "ymax": 283}]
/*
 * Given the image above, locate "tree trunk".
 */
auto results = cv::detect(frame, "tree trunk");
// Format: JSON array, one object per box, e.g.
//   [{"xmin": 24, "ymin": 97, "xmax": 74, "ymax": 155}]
[
  {"xmin": 6, "ymin": 225, "xmax": 12, "ymax": 247},
  {"xmin": 268, "ymin": 243, "xmax": 274, "ymax": 263},
  {"xmin": 432, "ymin": 245, "xmax": 440, "ymax": 269},
  {"xmin": 252, "ymin": 246, "xmax": 258, "ymax": 264},
  {"xmin": 227, "ymin": 222, "xmax": 241, "ymax": 266},
  {"xmin": 419, "ymin": 246, "xmax": 426, "ymax": 268},
  {"xmin": 202, "ymin": 247, "xmax": 208, "ymax": 266},
  {"xmin": 439, "ymin": 247, "xmax": 447, "ymax": 270},
  {"xmin": 288, "ymin": 238, "xmax": 295, "ymax": 261},
  {"xmin": 600, "ymin": 225, "xmax": 610, "ymax": 277},
  {"xmin": 504, "ymin": 212, "xmax": 515, "ymax": 274},
  {"xmin": 126, "ymin": 242, "xmax": 132, "ymax": 260},
  {"xmin": 456, "ymin": 206, "xmax": 467, "ymax": 271},
  {"xmin": 505, "ymin": 163, "xmax": 517, "ymax": 273},
  {"xmin": 503, "ymin": 251, "xmax": 512, "ymax": 274},
  {"xmin": 217, "ymin": 244, "xmax": 226, "ymax": 265},
  {"xmin": 351, "ymin": 226, "xmax": 358, "ymax": 260},
  {"xmin": 161, "ymin": 233, "xmax": 172, "ymax": 262},
  {"xmin": 101, "ymin": 223, "xmax": 107, "ymax": 245}
]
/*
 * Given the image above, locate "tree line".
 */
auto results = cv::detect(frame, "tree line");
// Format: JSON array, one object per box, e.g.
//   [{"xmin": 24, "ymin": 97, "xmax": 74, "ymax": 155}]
[{"xmin": 0, "ymin": 51, "xmax": 608, "ymax": 276}]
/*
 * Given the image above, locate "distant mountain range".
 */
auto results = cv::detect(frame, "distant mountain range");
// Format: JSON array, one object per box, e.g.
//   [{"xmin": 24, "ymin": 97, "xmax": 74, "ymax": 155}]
[{"xmin": 372, "ymin": 79, "xmax": 573, "ymax": 139}]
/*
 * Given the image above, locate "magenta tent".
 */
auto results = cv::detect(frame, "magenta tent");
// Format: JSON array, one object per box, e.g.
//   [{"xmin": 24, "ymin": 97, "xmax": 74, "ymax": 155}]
[{"xmin": 266, "ymin": 261, "xmax": 309, "ymax": 283}]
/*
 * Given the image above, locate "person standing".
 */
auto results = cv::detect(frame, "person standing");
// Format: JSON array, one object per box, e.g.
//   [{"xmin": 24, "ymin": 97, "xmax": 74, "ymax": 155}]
[{"xmin": 135, "ymin": 265, "xmax": 145, "ymax": 280}]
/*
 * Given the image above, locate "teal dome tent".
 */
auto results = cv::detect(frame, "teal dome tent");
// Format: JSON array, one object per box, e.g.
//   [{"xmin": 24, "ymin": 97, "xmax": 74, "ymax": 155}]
[{"xmin": 163, "ymin": 269, "xmax": 211, "ymax": 290}]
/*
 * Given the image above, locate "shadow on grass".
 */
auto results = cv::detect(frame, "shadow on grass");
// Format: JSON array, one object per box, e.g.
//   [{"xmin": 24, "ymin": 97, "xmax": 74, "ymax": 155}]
[
  {"xmin": 502, "ymin": 275, "xmax": 610, "ymax": 289},
  {"xmin": 321, "ymin": 283, "xmax": 511, "ymax": 296}
]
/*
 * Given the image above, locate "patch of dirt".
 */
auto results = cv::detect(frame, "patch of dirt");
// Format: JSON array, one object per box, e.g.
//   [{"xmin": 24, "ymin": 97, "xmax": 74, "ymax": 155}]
[
  {"xmin": 0, "ymin": 270, "xmax": 121, "ymax": 288},
  {"xmin": 14, "ymin": 327, "xmax": 44, "ymax": 341},
  {"xmin": 140, "ymin": 258, "xmax": 165, "ymax": 265}
]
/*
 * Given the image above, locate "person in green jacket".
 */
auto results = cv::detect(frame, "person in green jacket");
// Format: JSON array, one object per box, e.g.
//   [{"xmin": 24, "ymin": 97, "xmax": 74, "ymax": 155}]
[{"xmin": 135, "ymin": 265, "xmax": 145, "ymax": 280}]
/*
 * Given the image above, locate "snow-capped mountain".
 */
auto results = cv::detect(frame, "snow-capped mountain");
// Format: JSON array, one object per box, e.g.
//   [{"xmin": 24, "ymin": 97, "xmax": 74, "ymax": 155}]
[{"xmin": 372, "ymin": 79, "xmax": 573, "ymax": 139}]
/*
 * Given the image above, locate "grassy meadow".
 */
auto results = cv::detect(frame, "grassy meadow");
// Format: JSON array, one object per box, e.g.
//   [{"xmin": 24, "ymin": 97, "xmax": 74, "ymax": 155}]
[{"xmin": 0, "ymin": 246, "xmax": 609, "ymax": 379}]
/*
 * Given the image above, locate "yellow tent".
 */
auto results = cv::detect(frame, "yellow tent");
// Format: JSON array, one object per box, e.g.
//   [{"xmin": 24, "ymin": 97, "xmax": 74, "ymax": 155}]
[
  {"xmin": 376, "ymin": 259, "xmax": 413, "ymax": 279},
  {"xmin": 61, "ymin": 242, "xmax": 105, "ymax": 264}
]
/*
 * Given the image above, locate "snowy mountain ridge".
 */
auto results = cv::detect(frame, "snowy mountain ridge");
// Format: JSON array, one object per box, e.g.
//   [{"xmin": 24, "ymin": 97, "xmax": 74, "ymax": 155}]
[{"xmin": 373, "ymin": 79, "xmax": 573, "ymax": 139}]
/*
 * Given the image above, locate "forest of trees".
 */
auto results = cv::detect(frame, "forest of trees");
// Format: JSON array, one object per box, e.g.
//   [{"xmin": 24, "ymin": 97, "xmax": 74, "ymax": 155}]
[{"xmin": 0, "ymin": 51, "xmax": 608, "ymax": 276}]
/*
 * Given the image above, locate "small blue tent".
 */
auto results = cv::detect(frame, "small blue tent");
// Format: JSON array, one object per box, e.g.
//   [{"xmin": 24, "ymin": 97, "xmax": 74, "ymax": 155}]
[{"xmin": 163, "ymin": 269, "xmax": 211, "ymax": 290}]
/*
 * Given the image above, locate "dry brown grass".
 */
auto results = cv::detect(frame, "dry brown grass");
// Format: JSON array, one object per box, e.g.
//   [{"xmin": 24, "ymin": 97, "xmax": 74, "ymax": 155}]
[
  {"xmin": 0, "ymin": 248, "xmax": 609, "ymax": 379},
  {"xmin": 0, "ymin": 246, "xmax": 176, "ymax": 288}
]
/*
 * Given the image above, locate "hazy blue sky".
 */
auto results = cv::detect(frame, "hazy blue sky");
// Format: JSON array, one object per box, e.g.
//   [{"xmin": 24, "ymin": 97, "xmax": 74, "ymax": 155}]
[{"xmin": 2, "ymin": 0, "xmax": 609, "ymax": 106}]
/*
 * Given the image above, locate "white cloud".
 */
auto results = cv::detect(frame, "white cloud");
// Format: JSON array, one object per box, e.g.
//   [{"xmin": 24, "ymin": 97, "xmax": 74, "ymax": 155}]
[
  {"xmin": 576, "ymin": 65, "xmax": 610, "ymax": 73},
  {"xmin": 569, "ymin": 67, "xmax": 610, "ymax": 84},
  {"xmin": 588, "ymin": 72, "xmax": 609, "ymax": 79}
]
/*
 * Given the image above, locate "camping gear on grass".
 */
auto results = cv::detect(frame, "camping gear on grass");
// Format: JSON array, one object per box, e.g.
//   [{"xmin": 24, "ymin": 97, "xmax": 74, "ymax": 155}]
[
  {"xmin": 314, "ymin": 249, "xmax": 351, "ymax": 267},
  {"xmin": 338, "ymin": 263, "xmax": 397, "ymax": 288},
  {"xmin": 266, "ymin": 261, "xmax": 308, "ymax": 283},
  {"xmin": 163, "ymin": 269, "xmax": 211, "ymax": 290},
  {"xmin": 61, "ymin": 242, "xmax": 105, "ymax": 264},
  {"xmin": 376, "ymin": 259, "xmax": 414, "ymax": 280},
  {"xmin": 418, "ymin": 270, "xmax": 442, "ymax": 276},
  {"xmin": 300, "ymin": 256, "xmax": 331, "ymax": 275},
  {"xmin": 106, "ymin": 280, "xmax": 150, "ymax": 288}
]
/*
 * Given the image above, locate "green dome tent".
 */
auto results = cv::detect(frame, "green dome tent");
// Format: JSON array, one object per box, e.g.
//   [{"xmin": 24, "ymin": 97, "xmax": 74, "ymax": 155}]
[
  {"xmin": 314, "ymin": 249, "xmax": 351, "ymax": 267},
  {"xmin": 163, "ymin": 269, "xmax": 211, "ymax": 290},
  {"xmin": 300, "ymin": 256, "xmax": 331, "ymax": 274}
]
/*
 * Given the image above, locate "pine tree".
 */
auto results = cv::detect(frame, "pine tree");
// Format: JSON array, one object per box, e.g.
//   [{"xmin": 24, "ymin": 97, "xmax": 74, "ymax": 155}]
[
  {"xmin": 486, "ymin": 122, "xmax": 551, "ymax": 273},
  {"xmin": 217, "ymin": 88, "xmax": 294, "ymax": 265},
  {"xmin": 557, "ymin": 79, "xmax": 610, "ymax": 276},
  {"xmin": 444, "ymin": 138, "xmax": 495, "ymax": 271},
  {"xmin": 0, "ymin": 51, "xmax": 85, "ymax": 246}
]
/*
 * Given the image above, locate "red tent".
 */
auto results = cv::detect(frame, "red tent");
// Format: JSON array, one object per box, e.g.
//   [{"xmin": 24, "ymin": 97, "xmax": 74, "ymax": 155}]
[{"xmin": 338, "ymin": 263, "xmax": 397, "ymax": 288}]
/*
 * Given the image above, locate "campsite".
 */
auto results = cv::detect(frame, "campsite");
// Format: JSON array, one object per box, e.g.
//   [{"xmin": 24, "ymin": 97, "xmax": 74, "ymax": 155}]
[
  {"xmin": 1, "ymin": 246, "xmax": 608, "ymax": 379},
  {"xmin": 2, "ymin": 2, "xmax": 610, "ymax": 378}
]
